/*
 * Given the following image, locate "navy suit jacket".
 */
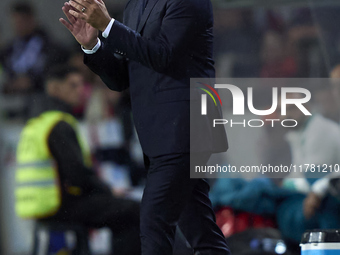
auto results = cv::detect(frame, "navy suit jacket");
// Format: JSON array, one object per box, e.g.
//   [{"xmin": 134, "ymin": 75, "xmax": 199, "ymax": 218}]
[{"xmin": 85, "ymin": 0, "xmax": 228, "ymax": 157}]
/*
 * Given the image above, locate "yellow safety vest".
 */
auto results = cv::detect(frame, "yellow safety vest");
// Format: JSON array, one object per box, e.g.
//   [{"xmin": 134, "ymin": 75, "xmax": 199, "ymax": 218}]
[{"xmin": 15, "ymin": 111, "xmax": 91, "ymax": 219}]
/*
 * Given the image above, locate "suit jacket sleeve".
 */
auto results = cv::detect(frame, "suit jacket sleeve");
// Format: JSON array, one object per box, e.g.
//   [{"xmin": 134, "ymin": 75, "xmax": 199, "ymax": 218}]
[{"xmin": 84, "ymin": 46, "xmax": 129, "ymax": 92}]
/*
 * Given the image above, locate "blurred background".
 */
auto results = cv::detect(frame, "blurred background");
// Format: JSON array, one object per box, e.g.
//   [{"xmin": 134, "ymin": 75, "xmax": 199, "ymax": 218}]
[{"xmin": 2, "ymin": 0, "xmax": 340, "ymax": 254}]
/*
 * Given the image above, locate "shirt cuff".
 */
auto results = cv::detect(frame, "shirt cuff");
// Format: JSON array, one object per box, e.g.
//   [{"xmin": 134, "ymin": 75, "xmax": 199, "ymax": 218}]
[
  {"xmin": 81, "ymin": 39, "xmax": 101, "ymax": 54},
  {"xmin": 102, "ymin": 18, "xmax": 115, "ymax": 38}
]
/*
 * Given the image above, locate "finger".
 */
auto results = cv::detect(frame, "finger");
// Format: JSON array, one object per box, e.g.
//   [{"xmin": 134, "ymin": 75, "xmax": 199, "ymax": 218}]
[
  {"xmin": 95, "ymin": 0, "xmax": 107, "ymax": 7},
  {"xmin": 59, "ymin": 18, "xmax": 74, "ymax": 33},
  {"xmin": 62, "ymin": 4, "xmax": 76, "ymax": 24},
  {"xmin": 69, "ymin": 0, "xmax": 87, "ymax": 13},
  {"xmin": 78, "ymin": 0, "xmax": 92, "ymax": 7},
  {"xmin": 69, "ymin": 9, "xmax": 86, "ymax": 20},
  {"xmin": 65, "ymin": 1, "xmax": 79, "ymax": 11},
  {"xmin": 75, "ymin": 0, "xmax": 91, "ymax": 9}
]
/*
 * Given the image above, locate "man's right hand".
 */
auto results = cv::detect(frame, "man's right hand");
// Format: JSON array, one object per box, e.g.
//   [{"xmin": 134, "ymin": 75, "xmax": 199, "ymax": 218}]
[{"xmin": 59, "ymin": 2, "xmax": 98, "ymax": 49}]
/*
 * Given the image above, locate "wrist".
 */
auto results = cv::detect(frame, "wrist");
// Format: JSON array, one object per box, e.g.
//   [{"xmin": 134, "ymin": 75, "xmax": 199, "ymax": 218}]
[
  {"xmin": 99, "ymin": 17, "xmax": 112, "ymax": 32},
  {"xmin": 83, "ymin": 38, "xmax": 99, "ymax": 50}
]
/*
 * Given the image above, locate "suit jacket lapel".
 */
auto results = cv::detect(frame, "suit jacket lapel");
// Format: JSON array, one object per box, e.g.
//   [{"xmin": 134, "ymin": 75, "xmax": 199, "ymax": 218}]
[
  {"xmin": 125, "ymin": 0, "xmax": 141, "ymax": 30},
  {"xmin": 137, "ymin": 0, "xmax": 158, "ymax": 33}
]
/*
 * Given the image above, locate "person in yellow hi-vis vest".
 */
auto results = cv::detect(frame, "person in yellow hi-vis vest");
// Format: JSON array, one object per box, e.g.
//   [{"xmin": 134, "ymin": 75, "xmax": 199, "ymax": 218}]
[{"xmin": 16, "ymin": 65, "xmax": 141, "ymax": 255}]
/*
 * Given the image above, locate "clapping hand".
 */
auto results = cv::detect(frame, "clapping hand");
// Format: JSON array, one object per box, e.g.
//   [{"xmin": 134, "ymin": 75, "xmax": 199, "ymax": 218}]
[
  {"xmin": 65, "ymin": 0, "xmax": 111, "ymax": 32},
  {"xmin": 59, "ymin": 2, "xmax": 98, "ymax": 49}
]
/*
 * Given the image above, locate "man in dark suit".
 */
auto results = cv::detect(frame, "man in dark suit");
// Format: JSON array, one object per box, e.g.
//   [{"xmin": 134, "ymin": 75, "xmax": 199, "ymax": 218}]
[{"xmin": 60, "ymin": 0, "xmax": 230, "ymax": 254}]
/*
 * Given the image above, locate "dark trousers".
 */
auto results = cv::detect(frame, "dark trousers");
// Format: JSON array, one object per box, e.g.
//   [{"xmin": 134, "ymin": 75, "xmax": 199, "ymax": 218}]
[
  {"xmin": 141, "ymin": 153, "xmax": 230, "ymax": 255},
  {"xmin": 47, "ymin": 192, "xmax": 141, "ymax": 255}
]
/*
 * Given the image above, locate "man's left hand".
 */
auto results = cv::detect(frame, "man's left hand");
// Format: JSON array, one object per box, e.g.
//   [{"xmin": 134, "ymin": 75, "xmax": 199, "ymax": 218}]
[{"xmin": 68, "ymin": 0, "xmax": 111, "ymax": 31}]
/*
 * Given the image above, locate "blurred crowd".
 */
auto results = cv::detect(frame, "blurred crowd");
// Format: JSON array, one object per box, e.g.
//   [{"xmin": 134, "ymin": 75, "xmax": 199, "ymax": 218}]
[
  {"xmin": 0, "ymin": 2, "xmax": 126, "ymax": 120},
  {"xmin": 214, "ymin": 7, "xmax": 340, "ymax": 78},
  {"xmin": 0, "ymin": 1, "xmax": 146, "ymax": 180}
]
